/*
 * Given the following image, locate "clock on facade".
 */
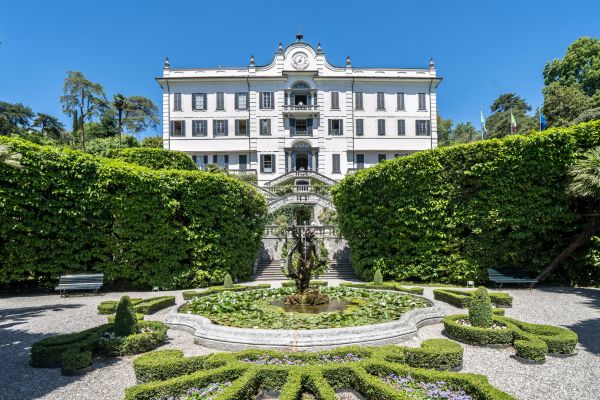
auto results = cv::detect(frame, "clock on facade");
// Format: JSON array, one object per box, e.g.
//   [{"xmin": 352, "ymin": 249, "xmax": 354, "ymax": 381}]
[{"xmin": 291, "ymin": 52, "xmax": 309, "ymax": 70}]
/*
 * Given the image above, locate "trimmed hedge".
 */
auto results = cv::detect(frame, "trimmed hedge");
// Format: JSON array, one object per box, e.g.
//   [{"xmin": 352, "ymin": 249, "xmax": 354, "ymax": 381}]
[
  {"xmin": 30, "ymin": 321, "xmax": 168, "ymax": 374},
  {"xmin": 443, "ymin": 314, "xmax": 578, "ymax": 361},
  {"xmin": 0, "ymin": 137, "xmax": 267, "ymax": 288},
  {"xmin": 339, "ymin": 282, "xmax": 424, "ymax": 295},
  {"xmin": 281, "ymin": 280, "xmax": 328, "ymax": 288},
  {"xmin": 433, "ymin": 288, "xmax": 513, "ymax": 308},
  {"xmin": 97, "ymin": 296, "xmax": 176, "ymax": 315},
  {"xmin": 105, "ymin": 147, "xmax": 197, "ymax": 170},
  {"xmin": 332, "ymin": 121, "xmax": 600, "ymax": 283},
  {"xmin": 126, "ymin": 340, "xmax": 516, "ymax": 400},
  {"xmin": 182, "ymin": 284, "xmax": 271, "ymax": 300}
]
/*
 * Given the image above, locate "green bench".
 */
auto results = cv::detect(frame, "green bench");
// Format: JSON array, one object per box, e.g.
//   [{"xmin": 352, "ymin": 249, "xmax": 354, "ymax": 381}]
[
  {"xmin": 487, "ymin": 268, "xmax": 538, "ymax": 289},
  {"xmin": 55, "ymin": 273, "xmax": 104, "ymax": 297}
]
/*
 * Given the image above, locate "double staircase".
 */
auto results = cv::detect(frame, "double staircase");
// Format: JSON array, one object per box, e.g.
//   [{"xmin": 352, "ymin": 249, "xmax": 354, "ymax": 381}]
[{"xmin": 253, "ymin": 259, "xmax": 356, "ymax": 281}]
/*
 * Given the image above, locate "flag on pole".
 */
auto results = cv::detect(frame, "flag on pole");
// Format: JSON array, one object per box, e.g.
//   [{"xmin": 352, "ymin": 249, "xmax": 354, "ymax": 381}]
[
  {"xmin": 480, "ymin": 107, "xmax": 487, "ymax": 138},
  {"xmin": 510, "ymin": 111, "xmax": 517, "ymax": 134},
  {"xmin": 540, "ymin": 113, "xmax": 547, "ymax": 130}
]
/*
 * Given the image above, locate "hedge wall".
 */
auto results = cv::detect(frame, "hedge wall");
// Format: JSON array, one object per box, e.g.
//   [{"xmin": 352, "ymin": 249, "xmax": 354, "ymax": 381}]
[
  {"xmin": 105, "ymin": 147, "xmax": 197, "ymax": 170},
  {"xmin": 0, "ymin": 138, "xmax": 267, "ymax": 288},
  {"xmin": 332, "ymin": 121, "xmax": 600, "ymax": 284}
]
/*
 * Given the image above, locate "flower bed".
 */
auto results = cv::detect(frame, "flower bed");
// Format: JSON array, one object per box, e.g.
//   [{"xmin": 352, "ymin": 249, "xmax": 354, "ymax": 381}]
[
  {"xmin": 339, "ymin": 282, "xmax": 424, "ymax": 295},
  {"xmin": 443, "ymin": 314, "xmax": 578, "ymax": 361},
  {"xmin": 433, "ymin": 289, "xmax": 513, "ymax": 308},
  {"xmin": 182, "ymin": 284, "xmax": 271, "ymax": 300},
  {"xmin": 178, "ymin": 287, "xmax": 431, "ymax": 330},
  {"xmin": 125, "ymin": 340, "xmax": 515, "ymax": 400},
  {"xmin": 97, "ymin": 296, "xmax": 176, "ymax": 315},
  {"xmin": 30, "ymin": 321, "xmax": 168, "ymax": 374}
]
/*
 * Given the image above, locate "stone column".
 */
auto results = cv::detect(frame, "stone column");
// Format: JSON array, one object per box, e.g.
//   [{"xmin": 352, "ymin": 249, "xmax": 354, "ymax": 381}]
[{"xmin": 311, "ymin": 152, "xmax": 316, "ymax": 172}]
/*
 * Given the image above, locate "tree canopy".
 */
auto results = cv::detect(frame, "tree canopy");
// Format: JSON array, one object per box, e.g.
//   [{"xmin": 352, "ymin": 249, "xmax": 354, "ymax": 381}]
[{"xmin": 485, "ymin": 93, "xmax": 536, "ymax": 139}]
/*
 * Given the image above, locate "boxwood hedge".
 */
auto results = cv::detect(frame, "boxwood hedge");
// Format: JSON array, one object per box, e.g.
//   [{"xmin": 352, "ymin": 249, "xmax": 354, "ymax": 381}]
[
  {"xmin": 97, "ymin": 296, "xmax": 176, "ymax": 315},
  {"xmin": 182, "ymin": 284, "xmax": 271, "ymax": 300},
  {"xmin": 332, "ymin": 121, "xmax": 600, "ymax": 284},
  {"xmin": 339, "ymin": 282, "xmax": 424, "ymax": 295},
  {"xmin": 0, "ymin": 138, "xmax": 267, "ymax": 288},
  {"xmin": 105, "ymin": 147, "xmax": 197, "ymax": 170},
  {"xmin": 433, "ymin": 289, "xmax": 513, "ymax": 308},
  {"xmin": 126, "ymin": 340, "xmax": 516, "ymax": 400}
]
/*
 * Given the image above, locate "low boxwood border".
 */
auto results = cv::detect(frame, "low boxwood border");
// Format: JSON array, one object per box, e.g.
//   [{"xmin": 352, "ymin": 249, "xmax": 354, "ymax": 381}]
[
  {"xmin": 433, "ymin": 289, "xmax": 513, "ymax": 308},
  {"xmin": 339, "ymin": 282, "xmax": 424, "ymax": 295},
  {"xmin": 126, "ymin": 339, "xmax": 516, "ymax": 400},
  {"xmin": 443, "ymin": 314, "xmax": 577, "ymax": 361},
  {"xmin": 97, "ymin": 296, "xmax": 176, "ymax": 315},
  {"xmin": 182, "ymin": 284, "xmax": 271, "ymax": 300}
]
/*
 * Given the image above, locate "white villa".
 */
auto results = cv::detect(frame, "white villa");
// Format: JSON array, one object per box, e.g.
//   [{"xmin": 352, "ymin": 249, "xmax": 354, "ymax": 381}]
[{"xmin": 157, "ymin": 35, "xmax": 441, "ymax": 187}]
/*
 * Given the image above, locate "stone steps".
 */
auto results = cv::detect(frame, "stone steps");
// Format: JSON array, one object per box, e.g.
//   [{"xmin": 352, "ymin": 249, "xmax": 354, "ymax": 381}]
[{"xmin": 253, "ymin": 260, "xmax": 356, "ymax": 281}]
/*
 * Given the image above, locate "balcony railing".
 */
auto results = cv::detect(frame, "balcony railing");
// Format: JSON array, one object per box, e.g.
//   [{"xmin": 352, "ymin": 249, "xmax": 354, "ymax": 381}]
[
  {"xmin": 227, "ymin": 169, "xmax": 257, "ymax": 176},
  {"xmin": 283, "ymin": 104, "xmax": 319, "ymax": 112},
  {"xmin": 290, "ymin": 128, "xmax": 313, "ymax": 136}
]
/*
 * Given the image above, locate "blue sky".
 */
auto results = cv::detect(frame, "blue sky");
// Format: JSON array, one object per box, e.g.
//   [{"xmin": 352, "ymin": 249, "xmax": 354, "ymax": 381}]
[{"xmin": 1, "ymin": 0, "xmax": 599, "ymax": 137}]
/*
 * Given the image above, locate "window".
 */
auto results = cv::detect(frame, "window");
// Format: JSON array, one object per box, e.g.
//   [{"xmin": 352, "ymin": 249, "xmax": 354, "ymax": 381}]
[
  {"xmin": 224, "ymin": 155, "xmax": 229, "ymax": 169},
  {"xmin": 291, "ymin": 118, "xmax": 313, "ymax": 136},
  {"xmin": 378, "ymin": 154, "xmax": 386, "ymax": 162},
  {"xmin": 328, "ymin": 119, "xmax": 343, "ymax": 135},
  {"xmin": 261, "ymin": 154, "xmax": 275, "ymax": 173},
  {"xmin": 203, "ymin": 155, "xmax": 209, "ymax": 165},
  {"xmin": 216, "ymin": 92, "xmax": 225, "ymax": 110},
  {"xmin": 260, "ymin": 92, "xmax": 274, "ymax": 109},
  {"xmin": 356, "ymin": 154, "xmax": 365, "ymax": 169},
  {"xmin": 331, "ymin": 92, "xmax": 339, "ymax": 109},
  {"xmin": 170, "ymin": 120, "xmax": 185, "ymax": 136},
  {"xmin": 192, "ymin": 120, "xmax": 207, "ymax": 136},
  {"xmin": 239, "ymin": 154, "xmax": 248, "ymax": 170},
  {"xmin": 397, "ymin": 119, "xmax": 406, "ymax": 136},
  {"xmin": 235, "ymin": 92, "xmax": 248, "ymax": 110},
  {"xmin": 213, "ymin": 120, "xmax": 228, "ymax": 136},
  {"xmin": 213, "ymin": 155, "xmax": 218, "ymax": 164},
  {"xmin": 259, "ymin": 119, "xmax": 271, "ymax": 135},
  {"xmin": 192, "ymin": 155, "xmax": 197, "ymax": 165},
  {"xmin": 192, "ymin": 93, "xmax": 207, "ymax": 110},
  {"xmin": 235, "ymin": 119, "xmax": 249, "ymax": 136},
  {"xmin": 397, "ymin": 92, "xmax": 405, "ymax": 110},
  {"xmin": 355, "ymin": 119, "xmax": 364, "ymax": 136},
  {"xmin": 416, "ymin": 120, "xmax": 431, "ymax": 136},
  {"xmin": 377, "ymin": 92, "xmax": 385, "ymax": 110},
  {"xmin": 418, "ymin": 93, "xmax": 427, "ymax": 111},
  {"xmin": 355, "ymin": 92, "xmax": 363, "ymax": 110},
  {"xmin": 377, "ymin": 119, "xmax": 386, "ymax": 136},
  {"xmin": 332, "ymin": 154, "xmax": 341, "ymax": 174},
  {"xmin": 173, "ymin": 93, "xmax": 182, "ymax": 111}
]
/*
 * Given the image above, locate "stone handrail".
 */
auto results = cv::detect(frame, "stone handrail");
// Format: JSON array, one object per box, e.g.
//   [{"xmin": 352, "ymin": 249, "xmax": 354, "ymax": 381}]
[
  {"xmin": 268, "ymin": 191, "xmax": 335, "ymax": 212},
  {"xmin": 264, "ymin": 170, "xmax": 338, "ymax": 187}
]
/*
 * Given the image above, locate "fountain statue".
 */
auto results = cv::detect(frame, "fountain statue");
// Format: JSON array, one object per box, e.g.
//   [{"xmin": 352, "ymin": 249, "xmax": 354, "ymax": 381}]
[{"xmin": 284, "ymin": 225, "xmax": 329, "ymax": 306}]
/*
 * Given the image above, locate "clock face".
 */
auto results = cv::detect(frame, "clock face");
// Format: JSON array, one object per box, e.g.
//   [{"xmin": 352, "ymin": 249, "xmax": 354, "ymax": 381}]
[{"xmin": 291, "ymin": 52, "xmax": 309, "ymax": 70}]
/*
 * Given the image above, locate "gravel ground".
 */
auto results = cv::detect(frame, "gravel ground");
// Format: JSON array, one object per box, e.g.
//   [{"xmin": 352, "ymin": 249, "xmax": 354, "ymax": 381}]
[{"xmin": 0, "ymin": 283, "xmax": 598, "ymax": 400}]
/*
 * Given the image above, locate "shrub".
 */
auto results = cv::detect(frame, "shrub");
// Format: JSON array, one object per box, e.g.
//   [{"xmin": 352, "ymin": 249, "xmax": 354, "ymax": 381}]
[
  {"xmin": 223, "ymin": 273, "xmax": 233, "ymax": 289},
  {"xmin": 105, "ymin": 147, "xmax": 197, "ymax": 170},
  {"xmin": 339, "ymin": 282, "xmax": 424, "ymax": 295},
  {"xmin": 402, "ymin": 338, "xmax": 463, "ymax": 370},
  {"xmin": 114, "ymin": 296, "xmax": 138, "ymax": 337},
  {"xmin": 107, "ymin": 313, "xmax": 144, "ymax": 323},
  {"xmin": 98, "ymin": 296, "xmax": 175, "ymax": 315},
  {"xmin": 433, "ymin": 288, "xmax": 513, "ymax": 308},
  {"xmin": 332, "ymin": 121, "xmax": 600, "ymax": 284},
  {"xmin": 119, "ymin": 321, "xmax": 169, "ymax": 355},
  {"xmin": 468, "ymin": 287, "xmax": 493, "ymax": 328},
  {"xmin": 61, "ymin": 348, "xmax": 92, "ymax": 375},
  {"xmin": 443, "ymin": 314, "xmax": 514, "ymax": 346},
  {"xmin": 182, "ymin": 284, "xmax": 271, "ymax": 300},
  {"xmin": 373, "ymin": 269, "xmax": 383, "ymax": 285},
  {"xmin": 0, "ymin": 137, "xmax": 267, "ymax": 287}
]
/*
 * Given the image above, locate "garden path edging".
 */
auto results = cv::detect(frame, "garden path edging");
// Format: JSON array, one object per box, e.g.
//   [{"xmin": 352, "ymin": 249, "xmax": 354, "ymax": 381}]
[{"xmin": 165, "ymin": 304, "xmax": 445, "ymax": 351}]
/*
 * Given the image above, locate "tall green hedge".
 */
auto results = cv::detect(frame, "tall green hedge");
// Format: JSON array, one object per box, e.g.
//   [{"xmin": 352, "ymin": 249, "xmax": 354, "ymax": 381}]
[
  {"xmin": 332, "ymin": 121, "xmax": 600, "ymax": 284},
  {"xmin": 105, "ymin": 147, "xmax": 197, "ymax": 170},
  {"xmin": 0, "ymin": 138, "xmax": 267, "ymax": 288}
]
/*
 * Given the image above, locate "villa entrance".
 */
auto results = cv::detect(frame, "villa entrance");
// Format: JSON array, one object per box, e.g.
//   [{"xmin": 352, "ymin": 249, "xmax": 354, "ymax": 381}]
[
  {"xmin": 286, "ymin": 141, "xmax": 317, "ymax": 172},
  {"xmin": 295, "ymin": 153, "xmax": 309, "ymax": 170}
]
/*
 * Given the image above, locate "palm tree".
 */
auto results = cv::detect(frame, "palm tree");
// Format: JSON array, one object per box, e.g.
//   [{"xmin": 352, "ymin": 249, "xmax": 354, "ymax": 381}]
[
  {"xmin": 0, "ymin": 144, "xmax": 23, "ymax": 168},
  {"xmin": 537, "ymin": 147, "xmax": 600, "ymax": 282}
]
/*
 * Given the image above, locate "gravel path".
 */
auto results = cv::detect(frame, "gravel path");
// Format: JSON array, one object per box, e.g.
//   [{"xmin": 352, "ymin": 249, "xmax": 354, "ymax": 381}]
[{"xmin": 0, "ymin": 284, "xmax": 598, "ymax": 400}]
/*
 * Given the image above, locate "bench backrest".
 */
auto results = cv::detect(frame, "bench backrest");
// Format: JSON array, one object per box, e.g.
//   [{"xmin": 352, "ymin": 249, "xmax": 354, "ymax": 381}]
[{"xmin": 58, "ymin": 274, "xmax": 104, "ymax": 285}]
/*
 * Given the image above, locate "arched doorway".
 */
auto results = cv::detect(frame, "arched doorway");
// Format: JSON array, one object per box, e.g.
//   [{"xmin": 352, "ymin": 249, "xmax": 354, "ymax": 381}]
[
  {"xmin": 296, "ymin": 154, "xmax": 309, "ymax": 170},
  {"xmin": 288, "ymin": 141, "xmax": 316, "ymax": 172}
]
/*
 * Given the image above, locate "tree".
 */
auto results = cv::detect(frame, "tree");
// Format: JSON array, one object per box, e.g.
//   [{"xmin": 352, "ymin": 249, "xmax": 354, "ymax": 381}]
[
  {"xmin": 141, "ymin": 136, "xmax": 163, "ymax": 148},
  {"xmin": 485, "ymin": 93, "xmax": 536, "ymax": 139},
  {"xmin": 542, "ymin": 83, "xmax": 594, "ymax": 127},
  {"xmin": 451, "ymin": 122, "xmax": 480, "ymax": 144},
  {"xmin": 0, "ymin": 101, "xmax": 35, "ymax": 136},
  {"xmin": 537, "ymin": 147, "xmax": 600, "ymax": 282},
  {"xmin": 544, "ymin": 37, "xmax": 600, "ymax": 100},
  {"xmin": 574, "ymin": 107, "xmax": 600, "ymax": 124},
  {"xmin": 437, "ymin": 115, "xmax": 453, "ymax": 146},
  {"xmin": 32, "ymin": 113, "xmax": 65, "ymax": 140},
  {"xmin": 111, "ymin": 94, "xmax": 159, "ymax": 146},
  {"xmin": 60, "ymin": 71, "xmax": 106, "ymax": 151}
]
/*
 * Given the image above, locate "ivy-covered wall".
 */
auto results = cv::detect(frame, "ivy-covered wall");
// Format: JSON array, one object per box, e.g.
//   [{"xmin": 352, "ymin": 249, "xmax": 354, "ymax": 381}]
[
  {"xmin": 105, "ymin": 147, "xmax": 197, "ymax": 170},
  {"xmin": 0, "ymin": 138, "xmax": 267, "ymax": 288},
  {"xmin": 332, "ymin": 121, "xmax": 600, "ymax": 284}
]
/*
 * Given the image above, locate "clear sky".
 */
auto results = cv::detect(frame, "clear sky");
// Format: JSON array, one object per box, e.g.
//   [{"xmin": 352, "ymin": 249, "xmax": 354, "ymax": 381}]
[{"xmin": 1, "ymin": 0, "xmax": 599, "ymax": 137}]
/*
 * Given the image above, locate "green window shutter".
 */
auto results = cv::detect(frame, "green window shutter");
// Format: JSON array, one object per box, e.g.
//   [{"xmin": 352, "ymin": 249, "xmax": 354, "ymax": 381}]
[
  {"xmin": 307, "ymin": 118, "xmax": 313, "ymax": 136},
  {"xmin": 339, "ymin": 120, "xmax": 343, "ymax": 135},
  {"xmin": 328, "ymin": 119, "xmax": 332, "ymax": 135},
  {"xmin": 290, "ymin": 118, "xmax": 296, "ymax": 135}
]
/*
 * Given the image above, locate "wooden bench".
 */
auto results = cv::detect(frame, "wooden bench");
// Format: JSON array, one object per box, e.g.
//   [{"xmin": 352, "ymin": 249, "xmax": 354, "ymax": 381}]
[
  {"xmin": 487, "ymin": 268, "xmax": 538, "ymax": 289},
  {"xmin": 55, "ymin": 273, "xmax": 104, "ymax": 297}
]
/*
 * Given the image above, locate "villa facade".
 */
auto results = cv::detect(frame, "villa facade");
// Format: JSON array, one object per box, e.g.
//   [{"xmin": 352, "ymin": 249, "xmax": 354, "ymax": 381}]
[{"xmin": 157, "ymin": 35, "xmax": 441, "ymax": 187}]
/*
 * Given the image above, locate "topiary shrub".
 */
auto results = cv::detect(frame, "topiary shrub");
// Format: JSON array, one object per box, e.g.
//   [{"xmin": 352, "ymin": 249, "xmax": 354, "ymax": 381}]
[
  {"xmin": 468, "ymin": 287, "xmax": 493, "ymax": 328},
  {"xmin": 223, "ymin": 273, "xmax": 233, "ymax": 289},
  {"xmin": 114, "ymin": 296, "xmax": 138, "ymax": 337},
  {"xmin": 373, "ymin": 269, "xmax": 383, "ymax": 286},
  {"xmin": 61, "ymin": 348, "xmax": 92, "ymax": 375}
]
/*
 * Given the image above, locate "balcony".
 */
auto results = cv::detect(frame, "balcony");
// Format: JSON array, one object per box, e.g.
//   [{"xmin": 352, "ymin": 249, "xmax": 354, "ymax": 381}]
[{"xmin": 282, "ymin": 104, "xmax": 319, "ymax": 117}]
